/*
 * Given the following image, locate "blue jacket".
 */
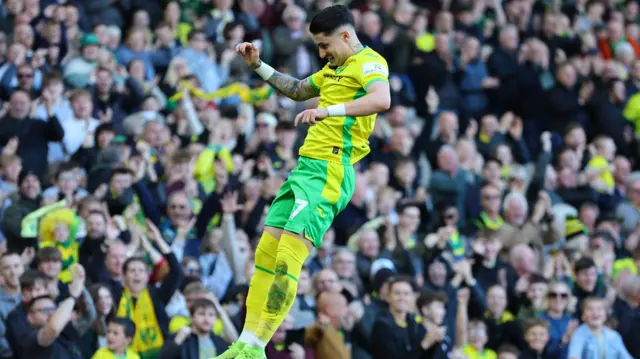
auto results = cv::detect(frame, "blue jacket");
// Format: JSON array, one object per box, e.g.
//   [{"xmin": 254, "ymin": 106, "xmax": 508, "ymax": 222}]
[{"xmin": 568, "ymin": 324, "xmax": 632, "ymax": 359}]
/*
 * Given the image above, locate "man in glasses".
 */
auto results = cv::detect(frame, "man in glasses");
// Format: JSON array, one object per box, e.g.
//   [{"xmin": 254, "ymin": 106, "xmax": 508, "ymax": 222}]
[
  {"xmin": 22, "ymin": 264, "xmax": 85, "ymax": 359},
  {"xmin": 540, "ymin": 281, "xmax": 576, "ymax": 354},
  {"xmin": 5, "ymin": 269, "xmax": 50, "ymax": 359}
]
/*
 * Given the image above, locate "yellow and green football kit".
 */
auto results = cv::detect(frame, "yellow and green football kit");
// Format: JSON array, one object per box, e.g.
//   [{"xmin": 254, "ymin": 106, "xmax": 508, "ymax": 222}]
[
  {"xmin": 264, "ymin": 46, "xmax": 389, "ymax": 247},
  {"xmin": 216, "ymin": 47, "xmax": 390, "ymax": 358}
]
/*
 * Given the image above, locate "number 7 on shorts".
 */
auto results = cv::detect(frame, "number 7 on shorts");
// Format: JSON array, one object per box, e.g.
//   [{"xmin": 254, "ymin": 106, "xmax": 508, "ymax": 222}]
[{"xmin": 289, "ymin": 199, "xmax": 308, "ymax": 220}]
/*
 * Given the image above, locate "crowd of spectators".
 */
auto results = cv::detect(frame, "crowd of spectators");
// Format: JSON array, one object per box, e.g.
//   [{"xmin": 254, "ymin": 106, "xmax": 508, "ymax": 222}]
[{"xmin": 0, "ymin": 0, "xmax": 639, "ymax": 359}]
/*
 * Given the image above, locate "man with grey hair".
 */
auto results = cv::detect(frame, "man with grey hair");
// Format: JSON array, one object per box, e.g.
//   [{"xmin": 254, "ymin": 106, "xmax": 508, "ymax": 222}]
[{"xmin": 488, "ymin": 191, "xmax": 561, "ymax": 270}]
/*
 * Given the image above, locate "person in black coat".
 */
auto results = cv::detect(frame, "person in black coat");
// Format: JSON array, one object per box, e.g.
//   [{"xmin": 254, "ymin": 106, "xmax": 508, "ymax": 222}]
[
  {"xmin": 5, "ymin": 270, "xmax": 51, "ymax": 359},
  {"xmin": 371, "ymin": 277, "xmax": 450, "ymax": 359},
  {"xmin": 90, "ymin": 67, "xmax": 145, "ymax": 135},
  {"xmin": 0, "ymin": 90, "xmax": 64, "ymax": 179},
  {"xmin": 486, "ymin": 26, "xmax": 520, "ymax": 115},
  {"xmin": 159, "ymin": 299, "xmax": 229, "ymax": 359}
]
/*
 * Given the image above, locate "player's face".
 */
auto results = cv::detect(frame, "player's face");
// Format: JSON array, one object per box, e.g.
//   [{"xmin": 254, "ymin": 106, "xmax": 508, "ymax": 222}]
[{"xmin": 313, "ymin": 31, "xmax": 351, "ymax": 67}]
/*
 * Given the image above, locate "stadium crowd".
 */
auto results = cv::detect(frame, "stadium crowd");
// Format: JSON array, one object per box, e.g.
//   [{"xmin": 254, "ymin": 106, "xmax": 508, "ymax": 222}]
[{"xmin": 0, "ymin": 0, "xmax": 639, "ymax": 358}]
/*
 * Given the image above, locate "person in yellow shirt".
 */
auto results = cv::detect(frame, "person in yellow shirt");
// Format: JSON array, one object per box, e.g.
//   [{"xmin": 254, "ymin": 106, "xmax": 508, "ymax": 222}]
[
  {"xmin": 586, "ymin": 136, "xmax": 616, "ymax": 194},
  {"xmin": 92, "ymin": 317, "xmax": 140, "ymax": 359},
  {"xmin": 216, "ymin": 4, "xmax": 391, "ymax": 359},
  {"xmin": 456, "ymin": 288, "xmax": 497, "ymax": 359}
]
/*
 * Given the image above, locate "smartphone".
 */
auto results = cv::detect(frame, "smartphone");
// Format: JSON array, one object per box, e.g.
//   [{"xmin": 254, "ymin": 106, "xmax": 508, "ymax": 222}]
[{"xmin": 284, "ymin": 328, "xmax": 305, "ymax": 348}]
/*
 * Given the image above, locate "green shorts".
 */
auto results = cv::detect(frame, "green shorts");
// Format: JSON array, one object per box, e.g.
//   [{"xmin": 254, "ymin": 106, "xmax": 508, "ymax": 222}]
[{"xmin": 264, "ymin": 156, "xmax": 355, "ymax": 247}]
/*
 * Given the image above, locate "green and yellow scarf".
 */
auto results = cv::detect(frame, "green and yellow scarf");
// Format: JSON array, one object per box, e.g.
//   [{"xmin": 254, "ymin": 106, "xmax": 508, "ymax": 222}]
[
  {"xmin": 117, "ymin": 288, "xmax": 164, "ymax": 359},
  {"xmin": 169, "ymin": 81, "xmax": 274, "ymax": 107}
]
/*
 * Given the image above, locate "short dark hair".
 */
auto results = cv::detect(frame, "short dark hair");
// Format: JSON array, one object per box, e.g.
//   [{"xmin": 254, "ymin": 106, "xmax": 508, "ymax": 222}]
[
  {"xmin": 42, "ymin": 71, "xmax": 62, "ymax": 88},
  {"xmin": 87, "ymin": 210, "xmax": 107, "ymax": 222},
  {"xmin": 188, "ymin": 29, "xmax": 206, "ymax": 41},
  {"xmin": 37, "ymin": 247, "xmax": 62, "ymax": 263},
  {"xmin": 575, "ymin": 257, "xmax": 596, "ymax": 273},
  {"xmin": 529, "ymin": 274, "xmax": 548, "ymax": 286},
  {"xmin": 95, "ymin": 123, "xmax": 115, "ymax": 138},
  {"xmin": 110, "ymin": 167, "xmax": 134, "ymax": 180},
  {"xmin": 109, "ymin": 317, "xmax": 136, "ymax": 338},
  {"xmin": 309, "ymin": 5, "xmax": 355, "ymax": 35},
  {"xmin": 388, "ymin": 276, "xmax": 416, "ymax": 292},
  {"xmin": 55, "ymin": 162, "xmax": 78, "ymax": 180},
  {"xmin": 20, "ymin": 269, "xmax": 50, "ymax": 290},
  {"xmin": 524, "ymin": 318, "xmax": 550, "ymax": 333},
  {"xmin": 417, "ymin": 291, "xmax": 448, "ymax": 310},
  {"xmin": 27, "ymin": 295, "xmax": 55, "ymax": 311},
  {"xmin": 122, "ymin": 256, "xmax": 146, "ymax": 274},
  {"xmin": 189, "ymin": 298, "xmax": 216, "ymax": 316}
]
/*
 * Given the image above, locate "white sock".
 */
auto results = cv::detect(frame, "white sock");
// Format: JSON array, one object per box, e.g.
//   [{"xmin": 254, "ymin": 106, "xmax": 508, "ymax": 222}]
[
  {"xmin": 252, "ymin": 337, "xmax": 268, "ymax": 349},
  {"xmin": 238, "ymin": 330, "xmax": 268, "ymax": 348},
  {"xmin": 238, "ymin": 330, "xmax": 256, "ymax": 344}
]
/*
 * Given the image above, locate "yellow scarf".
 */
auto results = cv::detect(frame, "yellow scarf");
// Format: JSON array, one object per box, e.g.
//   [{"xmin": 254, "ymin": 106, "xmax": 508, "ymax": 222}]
[
  {"xmin": 484, "ymin": 310, "xmax": 515, "ymax": 324},
  {"xmin": 116, "ymin": 288, "xmax": 164, "ymax": 359},
  {"xmin": 170, "ymin": 81, "xmax": 273, "ymax": 105},
  {"xmin": 587, "ymin": 155, "xmax": 615, "ymax": 192},
  {"xmin": 91, "ymin": 347, "xmax": 141, "ymax": 359}
]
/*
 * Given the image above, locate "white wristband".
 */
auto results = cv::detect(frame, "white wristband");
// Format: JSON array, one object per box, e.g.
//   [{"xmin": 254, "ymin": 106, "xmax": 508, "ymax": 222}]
[
  {"xmin": 254, "ymin": 61, "xmax": 275, "ymax": 80},
  {"xmin": 327, "ymin": 104, "xmax": 346, "ymax": 117}
]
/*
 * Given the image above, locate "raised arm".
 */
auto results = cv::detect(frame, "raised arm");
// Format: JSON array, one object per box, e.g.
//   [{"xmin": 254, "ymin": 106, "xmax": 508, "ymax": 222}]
[{"xmin": 236, "ymin": 42, "xmax": 319, "ymax": 101}]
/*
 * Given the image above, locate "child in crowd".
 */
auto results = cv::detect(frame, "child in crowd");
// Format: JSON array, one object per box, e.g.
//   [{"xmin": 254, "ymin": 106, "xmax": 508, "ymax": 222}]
[
  {"xmin": 456, "ymin": 288, "xmax": 497, "ymax": 359},
  {"xmin": 91, "ymin": 317, "xmax": 140, "ymax": 359},
  {"xmin": 520, "ymin": 318, "xmax": 563, "ymax": 359},
  {"xmin": 568, "ymin": 297, "xmax": 633, "ymax": 359},
  {"xmin": 38, "ymin": 208, "xmax": 81, "ymax": 283}
]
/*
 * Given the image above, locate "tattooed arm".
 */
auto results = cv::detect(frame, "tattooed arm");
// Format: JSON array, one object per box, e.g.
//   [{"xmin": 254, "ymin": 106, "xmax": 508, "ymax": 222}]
[
  {"xmin": 265, "ymin": 69, "xmax": 320, "ymax": 101},
  {"xmin": 237, "ymin": 42, "xmax": 319, "ymax": 101}
]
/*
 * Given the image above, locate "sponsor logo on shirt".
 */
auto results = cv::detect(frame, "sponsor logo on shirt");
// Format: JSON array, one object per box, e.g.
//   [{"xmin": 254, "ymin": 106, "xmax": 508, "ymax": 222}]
[
  {"xmin": 324, "ymin": 74, "xmax": 344, "ymax": 81},
  {"xmin": 362, "ymin": 62, "xmax": 388, "ymax": 77}
]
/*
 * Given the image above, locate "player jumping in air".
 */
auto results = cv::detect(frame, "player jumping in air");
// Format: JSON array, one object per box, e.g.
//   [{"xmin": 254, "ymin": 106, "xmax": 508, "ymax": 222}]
[{"xmin": 215, "ymin": 4, "xmax": 391, "ymax": 359}]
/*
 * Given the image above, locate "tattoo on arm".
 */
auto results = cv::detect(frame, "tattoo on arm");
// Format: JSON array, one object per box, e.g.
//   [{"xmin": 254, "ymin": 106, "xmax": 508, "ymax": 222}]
[{"xmin": 267, "ymin": 72, "xmax": 319, "ymax": 101}]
